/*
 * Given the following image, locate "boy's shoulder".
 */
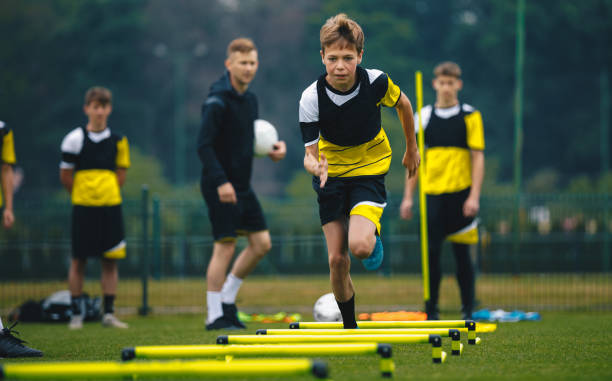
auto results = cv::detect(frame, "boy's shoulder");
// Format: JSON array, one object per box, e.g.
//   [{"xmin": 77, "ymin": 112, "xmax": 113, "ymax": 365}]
[
  {"xmin": 462, "ymin": 103, "xmax": 477, "ymax": 113},
  {"xmin": 300, "ymin": 80, "xmax": 318, "ymax": 101},
  {"xmin": 364, "ymin": 68, "xmax": 385, "ymax": 84}
]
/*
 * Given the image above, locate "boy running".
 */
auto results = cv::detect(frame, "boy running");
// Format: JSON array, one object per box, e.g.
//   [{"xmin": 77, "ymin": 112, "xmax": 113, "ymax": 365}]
[{"xmin": 300, "ymin": 14, "xmax": 419, "ymax": 328}]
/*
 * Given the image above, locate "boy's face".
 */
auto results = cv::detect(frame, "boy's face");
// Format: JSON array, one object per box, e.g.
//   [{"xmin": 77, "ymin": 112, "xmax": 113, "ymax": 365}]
[
  {"xmin": 432, "ymin": 75, "xmax": 463, "ymax": 104},
  {"xmin": 83, "ymin": 101, "xmax": 112, "ymax": 126},
  {"xmin": 225, "ymin": 50, "xmax": 259, "ymax": 87},
  {"xmin": 320, "ymin": 40, "xmax": 363, "ymax": 90}
]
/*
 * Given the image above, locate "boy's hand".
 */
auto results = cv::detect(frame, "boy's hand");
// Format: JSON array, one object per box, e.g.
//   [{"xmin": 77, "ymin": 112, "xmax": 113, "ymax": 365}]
[
  {"xmin": 463, "ymin": 195, "xmax": 479, "ymax": 217},
  {"xmin": 402, "ymin": 148, "xmax": 420, "ymax": 177},
  {"xmin": 399, "ymin": 198, "xmax": 414, "ymax": 220},
  {"xmin": 3, "ymin": 208, "xmax": 14, "ymax": 229},
  {"xmin": 217, "ymin": 182, "xmax": 237, "ymax": 204},
  {"xmin": 268, "ymin": 140, "xmax": 287, "ymax": 162}
]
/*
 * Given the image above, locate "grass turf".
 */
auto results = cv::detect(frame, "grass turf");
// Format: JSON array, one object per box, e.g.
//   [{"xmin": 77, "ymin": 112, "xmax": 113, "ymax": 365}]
[{"xmin": 1, "ymin": 312, "xmax": 611, "ymax": 380}]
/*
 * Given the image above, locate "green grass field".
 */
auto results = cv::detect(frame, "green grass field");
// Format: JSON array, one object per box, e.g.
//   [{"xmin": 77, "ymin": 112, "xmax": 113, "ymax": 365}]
[{"xmin": 2, "ymin": 312, "xmax": 611, "ymax": 380}]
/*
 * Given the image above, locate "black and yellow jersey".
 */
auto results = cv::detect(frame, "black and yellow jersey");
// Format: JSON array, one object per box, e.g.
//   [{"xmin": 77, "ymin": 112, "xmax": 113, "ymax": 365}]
[
  {"xmin": 60, "ymin": 127, "xmax": 130, "ymax": 206},
  {"xmin": 299, "ymin": 66, "xmax": 401, "ymax": 178},
  {"xmin": 416, "ymin": 103, "xmax": 484, "ymax": 195},
  {"xmin": 0, "ymin": 120, "xmax": 17, "ymax": 208}
]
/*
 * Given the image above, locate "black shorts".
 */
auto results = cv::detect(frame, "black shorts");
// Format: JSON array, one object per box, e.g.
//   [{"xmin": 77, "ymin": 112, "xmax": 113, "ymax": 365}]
[
  {"xmin": 426, "ymin": 187, "xmax": 478, "ymax": 244},
  {"xmin": 72, "ymin": 205, "xmax": 126, "ymax": 260},
  {"xmin": 201, "ymin": 186, "xmax": 267, "ymax": 241},
  {"xmin": 312, "ymin": 176, "xmax": 387, "ymax": 233}
]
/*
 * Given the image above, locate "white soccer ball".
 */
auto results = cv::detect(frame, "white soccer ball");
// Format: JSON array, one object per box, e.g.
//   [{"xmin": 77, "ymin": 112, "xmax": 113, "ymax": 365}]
[
  {"xmin": 313, "ymin": 292, "xmax": 342, "ymax": 322},
  {"xmin": 254, "ymin": 119, "xmax": 279, "ymax": 157}
]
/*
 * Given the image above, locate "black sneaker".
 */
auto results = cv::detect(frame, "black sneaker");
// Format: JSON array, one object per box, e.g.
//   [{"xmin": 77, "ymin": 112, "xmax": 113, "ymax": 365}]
[
  {"xmin": 222, "ymin": 303, "xmax": 246, "ymax": 329},
  {"xmin": 425, "ymin": 301, "xmax": 440, "ymax": 320},
  {"xmin": 0, "ymin": 322, "xmax": 43, "ymax": 358},
  {"xmin": 461, "ymin": 307, "xmax": 473, "ymax": 320},
  {"xmin": 205, "ymin": 316, "xmax": 242, "ymax": 331}
]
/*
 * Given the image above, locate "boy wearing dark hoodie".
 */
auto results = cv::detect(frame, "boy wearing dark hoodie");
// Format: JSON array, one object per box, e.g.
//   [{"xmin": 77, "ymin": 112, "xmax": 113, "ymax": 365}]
[{"xmin": 197, "ymin": 38, "xmax": 286, "ymax": 330}]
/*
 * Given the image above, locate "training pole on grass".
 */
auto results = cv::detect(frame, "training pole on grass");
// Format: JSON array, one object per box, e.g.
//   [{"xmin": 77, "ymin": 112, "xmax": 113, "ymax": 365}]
[
  {"xmin": 290, "ymin": 320, "xmax": 480, "ymax": 345},
  {"xmin": 415, "ymin": 70, "xmax": 430, "ymax": 304},
  {"xmin": 122, "ymin": 343, "xmax": 394, "ymax": 378},
  {"xmin": 0, "ymin": 359, "xmax": 327, "ymax": 380},
  {"xmin": 257, "ymin": 328, "xmax": 463, "ymax": 355},
  {"xmin": 217, "ymin": 334, "xmax": 446, "ymax": 363}
]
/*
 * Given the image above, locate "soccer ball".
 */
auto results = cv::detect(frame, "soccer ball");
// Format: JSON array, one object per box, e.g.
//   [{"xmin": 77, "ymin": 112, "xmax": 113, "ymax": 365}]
[
  {"xmin": 313, "ymin": 293, "xmax": 342, "ymax": 322},
  {"xmin": 254, "ymin": 119, "xmax": 279, "ymax": 157}
]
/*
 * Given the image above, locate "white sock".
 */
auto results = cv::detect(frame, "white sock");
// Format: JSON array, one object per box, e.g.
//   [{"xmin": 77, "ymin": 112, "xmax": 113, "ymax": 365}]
[
  {"xmin": 221, "ymin": 273, "xmax": 243, "ymax": 304},
  {"xmin": 206, "ymin": 291, "xmax": 223, "ymax": 324},
  {"xmin": 0, "ymin": 316, "xmax": 3, "ymax": 329}
]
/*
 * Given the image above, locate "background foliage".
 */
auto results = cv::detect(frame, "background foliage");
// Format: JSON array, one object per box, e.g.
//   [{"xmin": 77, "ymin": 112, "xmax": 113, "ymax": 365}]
[{"xmin": 0, "ymin": 0, "xmax": 610, "ymax": 198}]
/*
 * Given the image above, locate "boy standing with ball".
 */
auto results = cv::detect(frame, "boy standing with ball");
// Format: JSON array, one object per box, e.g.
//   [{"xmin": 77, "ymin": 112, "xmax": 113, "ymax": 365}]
[
  {"xmin": 197, "ymin": 38, "xmax": 286, "ymax": 330},
  {"xmin": 299, "ymin": 14, "xmax": 419, "ymax": 328}
]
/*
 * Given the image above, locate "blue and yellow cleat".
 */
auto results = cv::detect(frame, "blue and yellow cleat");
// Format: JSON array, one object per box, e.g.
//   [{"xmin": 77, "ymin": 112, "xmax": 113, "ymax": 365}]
[{"xmin": 362, "ymin": 235, "xmax": 384, "ymax": 271}]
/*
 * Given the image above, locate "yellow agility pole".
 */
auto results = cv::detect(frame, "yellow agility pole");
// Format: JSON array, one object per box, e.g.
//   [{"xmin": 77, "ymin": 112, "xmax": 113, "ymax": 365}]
[
  {"xmin": 289, "ymin": 320, "xmax": 480, "ymax": 345},
  {"xmin": 0, "ymin": 359, "xmax": 328, "ymax": 379},
  {"xmin": 415, "ymin": 70, "xmax": 430, "ymax": 304},
  {"xmin": 257, "ymin": 328, "xmax": 463, "ymax": 356},
  {"xmin": 217, "ymin": 334, "xmax": 446, "ymax": 364},
  {"xmin": 122, "ymin": 343, "xmax": 394, "ymax": 378}
]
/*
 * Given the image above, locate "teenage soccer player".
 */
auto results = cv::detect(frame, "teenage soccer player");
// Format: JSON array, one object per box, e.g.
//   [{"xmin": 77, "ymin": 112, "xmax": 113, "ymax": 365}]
[
  {"xmin": 300, "ymin": 14, "xmax": 419, "ymax": 328},
  {"xmin": 400, "ymin": 62, "xmax": 485, "ymax": 320},
  {"xmin": 0, "ymin": 120, "xmax": 42, "ymax": 357},
  {"xmin": 197, "ymin": 38, "xmax": 287, "ymax": 330},
  {"xmin": 60, "ymin": 87, "xmax": 130, "ymax": 329}
]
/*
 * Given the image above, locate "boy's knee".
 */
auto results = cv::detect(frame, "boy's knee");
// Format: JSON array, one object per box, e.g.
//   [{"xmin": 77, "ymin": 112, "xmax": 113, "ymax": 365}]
[
  {"xmin": 251, "ymin": 238, "xmax": 271, "ymax": 257},
  {"xmin": 328, "ymin": 253, "xmax": 349, "ymax": 270},
  {"xmin": 349, "ymin": 238, "xmax": 372, "ymax": 259}
]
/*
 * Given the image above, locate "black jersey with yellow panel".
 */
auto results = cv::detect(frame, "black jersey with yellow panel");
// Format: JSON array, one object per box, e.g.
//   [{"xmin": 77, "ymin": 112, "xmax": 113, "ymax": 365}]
[
  {"xmin": 0, "ymin": 120, "xmax": 17, "ymax": 208},
  {"xmin": 299, "ymin": 66, "xmax": 401, "ymax": 178},
  {"xmin": 417, "ymin": 104, "xmax": 484, "ymax": 195},
  {"xmin": 60, "ymin": 127, "xmax": 130, "ymax": 206}
]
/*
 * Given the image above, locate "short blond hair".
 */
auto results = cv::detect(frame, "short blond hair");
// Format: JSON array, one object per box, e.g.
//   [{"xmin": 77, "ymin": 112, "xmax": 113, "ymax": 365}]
[
  {"xmin": 84, "ymin": 86, "xmax": 112, "ymax": 106},
  {"xmin": 434, "ymin": 61, "xmax": 462, "ymax": 78},
  {"xmin": 227, "ymin": 38, "xmax": 257, "ymax": 58},
  {"xmin": 320, "ymin": 13, "xmax": 364, "ymax": 53}
]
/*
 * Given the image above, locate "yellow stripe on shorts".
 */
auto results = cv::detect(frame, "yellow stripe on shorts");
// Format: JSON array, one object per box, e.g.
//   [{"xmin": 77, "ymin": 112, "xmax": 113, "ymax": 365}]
[
  {"xmin": 104, "ymin": 241, "xmax": 126, "ymax": 259},
  {"xmin": 350, "ymin": 202, "xmax": 385, "ymax": 235}
]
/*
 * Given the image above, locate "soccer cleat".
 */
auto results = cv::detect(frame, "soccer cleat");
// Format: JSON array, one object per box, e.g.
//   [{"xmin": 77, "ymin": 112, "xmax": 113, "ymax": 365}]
[
  {"xmin": 361, "ymin": 235, "xmax": 384, "ymax": 271},
  {"xmin": 68, "ymin": 315, "xmax": 84, "ymax": 330},
  {"xmin": 0, "ymin": 322, "xmax": 43, "ymax": 358},
  {"xmin": 205, "ymin": 316, "xmax": 242, "ymax": 331},
  {"xmin": 102, "ymin": 313, "xmax": 128, "ymax": 329},
  {"xmin": 222, "ymin": 303, "xmax": 246, "ymax": 329}
]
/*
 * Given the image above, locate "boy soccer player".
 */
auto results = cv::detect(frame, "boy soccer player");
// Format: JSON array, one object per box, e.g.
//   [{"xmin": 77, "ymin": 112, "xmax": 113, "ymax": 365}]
[
  {"xmin": 300, "ymin": 14, "xmax": 420, "ymax": 328},
  {"xmin": 0, "ymin": 120, "xmax": 42, "ymax": 357},
  {"xmin": 400, "ymin": 62, "xmax": 485, "ymax": 320},
  {"xmin": 60, "ymin": 87, "xmax": 130, "ymax": 329},
  {"xmin": 198, "ymin": 38, "xmax": 287, "ymax": 330}
]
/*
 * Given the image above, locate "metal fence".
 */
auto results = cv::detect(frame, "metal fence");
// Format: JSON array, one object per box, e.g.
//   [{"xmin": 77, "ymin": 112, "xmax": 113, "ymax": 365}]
[{"xmin": 0, "ymin": 189, "xmax": 610, "ymax": 314}]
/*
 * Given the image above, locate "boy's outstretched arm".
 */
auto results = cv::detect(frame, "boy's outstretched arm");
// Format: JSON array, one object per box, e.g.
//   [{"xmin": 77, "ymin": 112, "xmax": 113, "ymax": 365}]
[
  {"xmin": 304, "ymin": 144, "xmax": 327, "ymax": 188},
  {"xmin": 395, "ymin": 92, "xmax": 419, "ymax": 177}
]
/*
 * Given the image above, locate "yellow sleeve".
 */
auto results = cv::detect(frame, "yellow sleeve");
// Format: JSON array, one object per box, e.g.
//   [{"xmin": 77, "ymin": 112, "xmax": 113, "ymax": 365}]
[
  {"xmin": 379, "ymin": 76, "xmax": 401, "ymax": 107},
  {"xmin": 2, "ymin": 129, "xmax": 17, "ymax": 164},
  {"xmin": 116, "ymin": 136, "xmax": 130, "ymax": 168},
  {"xmin": 465, "ymin": 111, "xmax": 485, "ymax": 150}
]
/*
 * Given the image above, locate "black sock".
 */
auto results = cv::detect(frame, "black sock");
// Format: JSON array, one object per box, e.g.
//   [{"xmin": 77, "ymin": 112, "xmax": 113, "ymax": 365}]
[
  {"xmin": 104, "ymin": 294, "xmax": 115, "ymax": 314},
  {"xmin": 71, "ymin": 295, "xmax": 82, "ymax": 316},
  {"xmin": 336, "ymin": 294, "xmax": 357, "ymax": 329}
]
